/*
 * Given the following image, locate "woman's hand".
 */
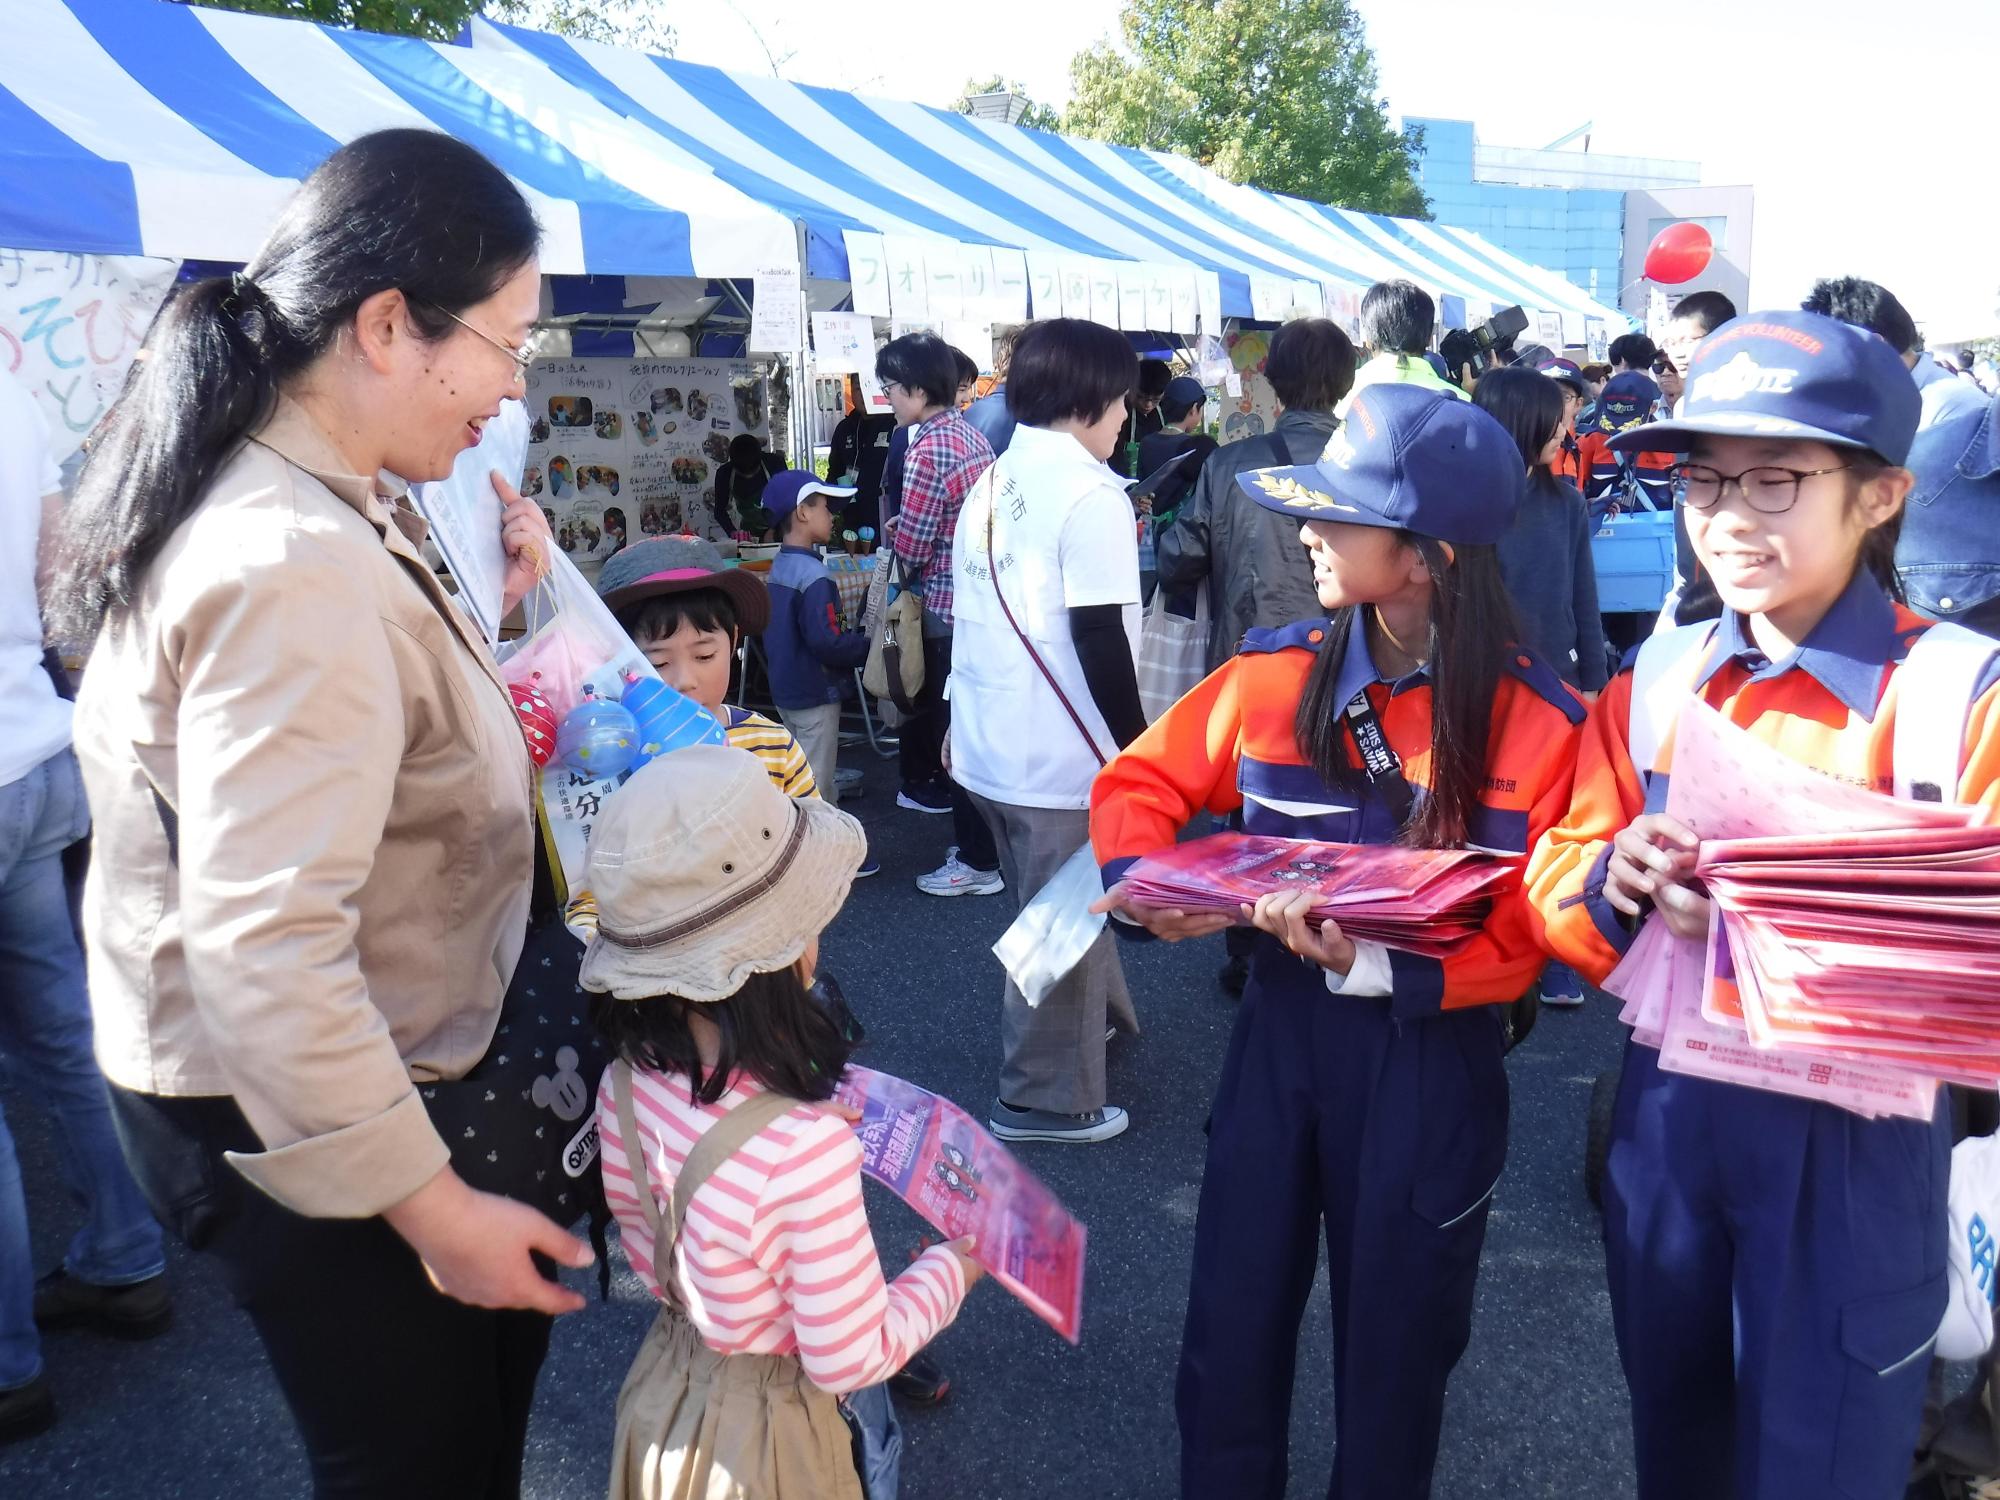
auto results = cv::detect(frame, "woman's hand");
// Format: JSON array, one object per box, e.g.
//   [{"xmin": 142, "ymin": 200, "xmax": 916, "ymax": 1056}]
[
  {"xmin": 383, "ymin": 1166, "xmax": 594, "ymax": 1316},
  {"xmin": 1089, "ymin": 880, "xmax": 1235, "ymax": 942},
  {"xmin": 1604, "ymin": 813, "xmax": 1711, "ymax": 940},
  {"xmin": 1243, "ymin": 889, "xmax": 1356, "ymax": 974},
  {"xmin": 495, "ymin": 470, "xmax": 554, "ymax": 618}
]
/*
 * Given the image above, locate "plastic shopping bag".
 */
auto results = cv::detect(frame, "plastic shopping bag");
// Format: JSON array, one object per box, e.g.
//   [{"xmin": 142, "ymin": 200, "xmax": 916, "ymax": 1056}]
[
  {"xmin": 1135, "ymin": 586, "xmax": 1209, "ymax": 723},
  {"xmin": 992, "ymin": 843, "xmax": 1110, "ymax": 1008},
  {"xmin": 496, "ymin": 549, "xmax": 724, "ymax": 913}
]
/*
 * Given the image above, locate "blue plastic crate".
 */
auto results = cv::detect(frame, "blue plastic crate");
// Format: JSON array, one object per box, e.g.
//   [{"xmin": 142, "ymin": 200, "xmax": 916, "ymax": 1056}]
[{"xmin": 1592, "ymin": 510, "xmax": 1676, "ymax": 615}]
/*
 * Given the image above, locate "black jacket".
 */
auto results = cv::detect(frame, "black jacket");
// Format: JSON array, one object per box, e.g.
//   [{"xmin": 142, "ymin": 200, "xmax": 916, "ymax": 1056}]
[{"xmin": 1156, "ymin": 409, "xmax": 1338, "ymax": 670}]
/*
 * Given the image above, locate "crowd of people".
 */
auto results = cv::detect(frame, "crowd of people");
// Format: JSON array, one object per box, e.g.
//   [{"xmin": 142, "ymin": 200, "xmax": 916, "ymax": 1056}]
[{"xmin": 6, "ymin": 125, "xmax": 2000, "ymax": 1500}]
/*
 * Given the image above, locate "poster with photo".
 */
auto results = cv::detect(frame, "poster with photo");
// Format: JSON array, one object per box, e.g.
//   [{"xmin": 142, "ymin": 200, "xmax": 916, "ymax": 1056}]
[{"xmin": 523, "ymin": 356, "xmax": 771, "ymax": 571}]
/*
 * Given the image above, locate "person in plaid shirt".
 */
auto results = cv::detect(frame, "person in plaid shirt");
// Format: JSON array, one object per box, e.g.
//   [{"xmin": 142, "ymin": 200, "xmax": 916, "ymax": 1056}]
[{"xmin": 877, "ymin": 333, "xmax": 1002, "ymax": 894}]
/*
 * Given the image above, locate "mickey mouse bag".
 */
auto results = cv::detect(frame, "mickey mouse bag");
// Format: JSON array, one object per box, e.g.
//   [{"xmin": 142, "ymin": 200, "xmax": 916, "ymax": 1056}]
[{"xmin": 422, "ymin": 911, "xmax": 612, "ymax": 1245}]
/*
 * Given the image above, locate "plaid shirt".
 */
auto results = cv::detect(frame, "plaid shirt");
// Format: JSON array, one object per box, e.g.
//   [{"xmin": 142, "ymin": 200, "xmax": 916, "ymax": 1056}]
[{"xmin": 891, "ymin": 408, "xmax": 993, "ymax": 626}]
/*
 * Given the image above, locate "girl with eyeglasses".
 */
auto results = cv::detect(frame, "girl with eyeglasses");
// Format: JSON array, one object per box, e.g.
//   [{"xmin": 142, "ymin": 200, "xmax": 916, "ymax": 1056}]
[{"xmin": 1528, "ymin": 310, "xmax": 2000, "ymax": 1500}]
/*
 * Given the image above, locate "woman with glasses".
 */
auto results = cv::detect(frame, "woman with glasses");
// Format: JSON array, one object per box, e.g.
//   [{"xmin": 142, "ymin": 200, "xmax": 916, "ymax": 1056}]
[
  {"xmin": 1528, "ymin": 310, "xmax": 2000, "ymax": 1500},
  {"xmin": 52, "ymin": 130, "xmax": 586, "ymax": 1498}
]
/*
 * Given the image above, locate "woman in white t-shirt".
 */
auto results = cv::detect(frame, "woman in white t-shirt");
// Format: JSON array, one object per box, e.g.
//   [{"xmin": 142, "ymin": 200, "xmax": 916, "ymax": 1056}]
[{"xmin": 950, "ymin": 319, "xmax": 1147, "ymax": 1145}]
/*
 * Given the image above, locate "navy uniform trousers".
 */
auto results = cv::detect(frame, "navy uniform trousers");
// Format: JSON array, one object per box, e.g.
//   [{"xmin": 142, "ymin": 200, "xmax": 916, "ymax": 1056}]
[
  {"xmin": 1177, "ymin": 939, "xmax": 1510, "ymax": 1500},
  {"xmin": 1605, "ymin": 1040, "xmax": 1950, "ymax": 1500}
]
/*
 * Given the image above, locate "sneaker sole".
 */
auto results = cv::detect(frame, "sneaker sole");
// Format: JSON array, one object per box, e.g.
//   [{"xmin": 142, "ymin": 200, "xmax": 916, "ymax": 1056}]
[
  {"xmin": 916, "ymin": 879, "xmax": 1005, "ymax": 897},
  {"xmin": 895, "ymin": 794, "xmax": 953, "ymax": 815},
  {"xmin": 1539, "ymin": 994, "xmax": 1586, "ymax": 1009},
  {"xmin": 989, "ymin": 1114, "xmax": 1130, "ymax": 1145}
]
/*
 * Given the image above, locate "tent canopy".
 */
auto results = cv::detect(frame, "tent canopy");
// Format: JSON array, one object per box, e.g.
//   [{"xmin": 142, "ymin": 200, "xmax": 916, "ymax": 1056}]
[{"xmin": 2, "ymin": 0, "xmax": 1629, "ymax": 333}]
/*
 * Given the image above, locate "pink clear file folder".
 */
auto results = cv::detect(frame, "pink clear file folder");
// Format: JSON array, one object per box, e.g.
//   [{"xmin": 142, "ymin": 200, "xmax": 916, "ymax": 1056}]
[
  {"xmin": 1118, "ymin": 833, "xmax": 1510, "ymax": 958},
  {"xmin": 1599, "ymin": 698, "xmax": 1998, "ymax": 1117}
]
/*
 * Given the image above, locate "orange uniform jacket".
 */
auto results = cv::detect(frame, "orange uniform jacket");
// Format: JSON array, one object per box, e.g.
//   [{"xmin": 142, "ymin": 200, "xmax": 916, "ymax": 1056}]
[
  {"xmin": 1090, "ymin": 617, "xmax": 1588, "ymax": 1018},
  {"xmin": 1526, "ymin": 575, "xmax": 2000, "ymax": 986}
]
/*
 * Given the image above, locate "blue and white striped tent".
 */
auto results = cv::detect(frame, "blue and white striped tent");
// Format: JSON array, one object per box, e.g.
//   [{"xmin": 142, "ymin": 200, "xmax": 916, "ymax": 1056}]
[{"xmin": 2, "ymin": 0, "xmax": 1628, "ymax": 335}]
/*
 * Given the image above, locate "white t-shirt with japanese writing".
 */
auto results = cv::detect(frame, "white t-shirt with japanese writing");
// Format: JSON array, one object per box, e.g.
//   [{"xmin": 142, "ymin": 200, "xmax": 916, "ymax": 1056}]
[
  {"xmin": 949, "ymin": 423, "xmax": 1141, "ymax": 810},
  {"xmin": 1, "ymin": 368, "xmax": 68, "ymax": 788}
]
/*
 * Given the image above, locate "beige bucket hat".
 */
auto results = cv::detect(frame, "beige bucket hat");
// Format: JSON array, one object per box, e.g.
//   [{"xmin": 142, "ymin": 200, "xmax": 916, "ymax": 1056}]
[{"xmin": 578, "ymin": 745, "xmax": 866, "ymax": 1002}]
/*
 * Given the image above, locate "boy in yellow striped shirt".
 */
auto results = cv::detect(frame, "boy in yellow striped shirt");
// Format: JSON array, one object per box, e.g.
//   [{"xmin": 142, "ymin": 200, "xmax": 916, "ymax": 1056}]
[{"xmin": 595, "ymin": 537, "xmax": 875, "ymax": 872}]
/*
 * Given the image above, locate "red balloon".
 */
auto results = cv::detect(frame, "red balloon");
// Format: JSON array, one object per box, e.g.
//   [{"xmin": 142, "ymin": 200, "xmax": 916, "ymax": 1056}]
[{"xmin": 1643, "ymin": 221, "xmax": 1714, "ymax": 285}]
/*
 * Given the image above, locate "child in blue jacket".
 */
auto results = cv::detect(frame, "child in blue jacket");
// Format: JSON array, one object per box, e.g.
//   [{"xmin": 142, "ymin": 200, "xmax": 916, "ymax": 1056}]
[{"xmin": 764, "ymin": 471, "xmax": 870, "ymax": 809}]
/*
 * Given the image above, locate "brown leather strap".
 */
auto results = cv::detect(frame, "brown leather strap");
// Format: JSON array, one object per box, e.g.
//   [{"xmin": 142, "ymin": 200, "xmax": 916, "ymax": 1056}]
[{"xmin": 612, "ymin": 1061, "xmax": 803, "ymax": 1303}]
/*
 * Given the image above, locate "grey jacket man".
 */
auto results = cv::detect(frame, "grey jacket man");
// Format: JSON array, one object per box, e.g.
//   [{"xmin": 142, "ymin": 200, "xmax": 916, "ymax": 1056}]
[{"xmin": 1155, "ymin": 408, "xmax": 1339, "ymax": 671}]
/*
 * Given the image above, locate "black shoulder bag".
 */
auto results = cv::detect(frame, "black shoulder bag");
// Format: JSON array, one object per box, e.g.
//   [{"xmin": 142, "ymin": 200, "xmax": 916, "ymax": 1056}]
[{"xmin": 147, "ymin": 791, "xmax": 614, "ymax": 1259}]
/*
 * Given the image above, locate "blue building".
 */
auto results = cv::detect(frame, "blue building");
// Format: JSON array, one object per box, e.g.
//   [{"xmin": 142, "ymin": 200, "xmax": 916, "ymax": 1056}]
[{"xmin": 1407, "ymin": 118, "xmax": 1703, "ymax": 309}]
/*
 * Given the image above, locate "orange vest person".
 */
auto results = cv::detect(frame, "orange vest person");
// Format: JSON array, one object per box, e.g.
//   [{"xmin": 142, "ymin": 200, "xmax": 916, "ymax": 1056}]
[
  {"xmin": 1090, "ymin": 385, "xmax": 1587, "ymax": 1500},
  {"xmin": 1526, "ymin": 310, "xmax": 2000, "ymax": 1500}
]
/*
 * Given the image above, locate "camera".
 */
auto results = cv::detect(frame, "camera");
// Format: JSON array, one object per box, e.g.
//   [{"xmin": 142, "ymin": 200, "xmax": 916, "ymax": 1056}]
[{"xmin": 1440, "ymin": 304, "xmax": 1530, "ymax": 388}]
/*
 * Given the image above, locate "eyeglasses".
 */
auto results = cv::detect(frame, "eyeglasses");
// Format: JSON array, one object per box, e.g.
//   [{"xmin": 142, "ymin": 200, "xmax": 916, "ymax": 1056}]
[
  {"xmin": 431, "ymin": 304, "xmax": 541, "ymax": 380},
  {"xmin": 1669, "ymin": 462, "xmax": 1856, "ymax": 515}
]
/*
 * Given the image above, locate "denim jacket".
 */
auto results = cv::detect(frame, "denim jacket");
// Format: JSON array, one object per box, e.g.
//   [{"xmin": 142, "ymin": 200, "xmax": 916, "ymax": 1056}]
[{"xmin": 1900, "ymin": 390, "xmax": 2000, "ymax": 636}]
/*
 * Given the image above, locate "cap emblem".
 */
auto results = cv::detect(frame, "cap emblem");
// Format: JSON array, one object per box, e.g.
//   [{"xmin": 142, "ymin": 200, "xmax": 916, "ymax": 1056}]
[
  {"xmin": 1319, "ymin": 429, "xmax": 1358, "ymax": 470},
  {"xmin": 1252, "ymin": 471, "xmax": 1359, "ymax": 513},
  {"xmin": 1692, "ymin": 352, "xmax": 1797, "ymax": 406}
]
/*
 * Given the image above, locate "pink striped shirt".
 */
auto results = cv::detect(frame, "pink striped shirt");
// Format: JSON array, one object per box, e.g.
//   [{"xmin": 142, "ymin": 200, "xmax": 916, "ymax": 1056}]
[{"xmin": 598, "ymin": 1065, "xmax": 968, "ymax": 1394}]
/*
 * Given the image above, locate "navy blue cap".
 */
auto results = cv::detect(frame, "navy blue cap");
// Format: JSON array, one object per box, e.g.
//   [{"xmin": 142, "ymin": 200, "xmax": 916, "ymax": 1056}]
[
  {"xmin": 1235, "ymin": 383, "xmax": 1525, "ymax": 546},
  {"xmin": 762, "ymin": 469, "xmax": 856, "ymax": 526},
  {"xmin": 1160, "ymin": 375, "xmax": 1207, "ymax": 421},
  {"xmin": 1535, "ymin": 357, "xmax": 1586, "ymax": 394},
  {"xmin": 1609, "ymin": 310, "xmax": 1922, "ymax": 465},
  {"xmin": 1595, "ymin": 372, "xmax": 1662, "ymax": 433}
]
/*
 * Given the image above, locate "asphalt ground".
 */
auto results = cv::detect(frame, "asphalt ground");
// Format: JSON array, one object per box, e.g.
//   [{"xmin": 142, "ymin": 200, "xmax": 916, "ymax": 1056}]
[{"xmin": 3, "ymin": 737, "xmax": 1639, "ymax": 1499}]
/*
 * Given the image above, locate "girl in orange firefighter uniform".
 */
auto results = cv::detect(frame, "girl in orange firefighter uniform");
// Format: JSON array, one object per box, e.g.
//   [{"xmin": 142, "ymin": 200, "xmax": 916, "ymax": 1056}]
[
  {"xmin": 1090, "ymin": 385, "xmax": 1587, "ymax": 1500},
  {"xmin": 1527, "ymin": 310, "xmax": 2000, "ymax": 1500}
]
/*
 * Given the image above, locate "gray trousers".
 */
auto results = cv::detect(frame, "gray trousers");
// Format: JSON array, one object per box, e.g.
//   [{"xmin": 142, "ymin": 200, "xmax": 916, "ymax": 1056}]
[
  {"xmin": 969, "ymin": 793, "xmax": 1137, "ymax": 1115},
  {"xmin": 778, "ymin": 702, "xmax": 842, "ymax": 807}
]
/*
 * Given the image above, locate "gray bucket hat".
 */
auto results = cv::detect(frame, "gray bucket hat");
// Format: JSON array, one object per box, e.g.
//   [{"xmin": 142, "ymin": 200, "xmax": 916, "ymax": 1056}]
[{"xmin": 578, "ymin": 746, "xmax": 866, "ymax": 1002}]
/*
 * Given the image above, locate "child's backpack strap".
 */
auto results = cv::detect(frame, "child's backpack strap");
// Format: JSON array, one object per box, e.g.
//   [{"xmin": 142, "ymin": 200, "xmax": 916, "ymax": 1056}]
[
  {"xmin": 1893, "ymin": 622, "xmax": 2000, "ymax": 802},
  {"xmin": 613, "ymin": 1061, "xmax": 802, "ymax": 1304},
  {"xmin": 1627, "ymin": 622, "xmax": 1718, "ymax": 785}
]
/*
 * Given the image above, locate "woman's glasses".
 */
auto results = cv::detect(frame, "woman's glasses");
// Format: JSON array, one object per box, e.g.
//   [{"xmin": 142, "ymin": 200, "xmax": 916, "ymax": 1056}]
[{"xmin": 431, "ymin": 304, "xmax": 542, "ymax": 379}]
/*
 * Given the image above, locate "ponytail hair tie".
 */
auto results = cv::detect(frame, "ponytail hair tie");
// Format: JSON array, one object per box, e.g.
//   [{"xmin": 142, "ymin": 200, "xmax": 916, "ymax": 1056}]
[{"xmin": 224, "ymin": 271, "xmax": 274, "ymax": 344}]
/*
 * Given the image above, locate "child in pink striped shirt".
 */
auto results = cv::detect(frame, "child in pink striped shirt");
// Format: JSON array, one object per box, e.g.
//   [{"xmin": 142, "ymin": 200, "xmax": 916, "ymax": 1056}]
[{"xmin": 579, "ymin": 744, "xmax": 980, "ymax": 1500}]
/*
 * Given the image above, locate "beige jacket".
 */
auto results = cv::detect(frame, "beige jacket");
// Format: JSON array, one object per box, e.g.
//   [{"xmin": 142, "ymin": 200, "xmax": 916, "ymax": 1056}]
[{"xmin": 74, "ymin": 398, "xmax": 533, "ymax": 1218}]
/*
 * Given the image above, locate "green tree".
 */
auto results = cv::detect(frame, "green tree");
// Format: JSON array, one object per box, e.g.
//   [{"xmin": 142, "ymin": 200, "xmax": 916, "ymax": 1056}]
[
  {"xmin": 1063, "ymin": 0, "xmax": 1428, "ymax": 218},
  {"xmin": 952, "ymin": 76, "xmax": 1063, "ymax": 132},
  {"xmin": 489, "ymin": 0, "xmax": 678, "ymax": 53},
  {"xmin": 200, "ymin": 0, "xmax": 476, "ymax": 40},
  {"xmin": 203, "ymin": 0, "xmax": 675, "ymax": 50}
]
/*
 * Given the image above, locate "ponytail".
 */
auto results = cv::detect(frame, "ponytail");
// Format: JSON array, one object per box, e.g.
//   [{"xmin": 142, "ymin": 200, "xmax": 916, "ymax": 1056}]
[
  {"xmin": 1294, "ymin": 533, "xmax": 1522, "ymax": 849},
  {"xmin": 51, "ymin": 275, "xmax": 295, "ymax": 638},
  {"xmin": 52, "ymin": 129, "xmax": 539, "ymax": 640}
]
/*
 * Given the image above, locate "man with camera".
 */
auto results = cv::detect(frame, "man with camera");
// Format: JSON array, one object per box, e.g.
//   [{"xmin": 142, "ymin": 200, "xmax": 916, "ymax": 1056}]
[{"xmin": 1338, "ymin": 281, "xmax": 1470, "ymax": 415}]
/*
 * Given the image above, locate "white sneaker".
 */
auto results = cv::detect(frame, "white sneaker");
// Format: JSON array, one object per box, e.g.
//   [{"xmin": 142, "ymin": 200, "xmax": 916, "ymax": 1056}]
[{"xmin": 916, "ymin": 853, "xmax": 1004, "ymax": 897}]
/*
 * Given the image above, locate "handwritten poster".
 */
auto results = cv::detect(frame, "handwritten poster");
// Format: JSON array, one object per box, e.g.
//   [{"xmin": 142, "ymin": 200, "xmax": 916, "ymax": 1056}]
[
  {"xmin": 0, "ymin": 248, "xmax": 177, "ymax": 467},
  {"xmin": 990, "ymin": 249, "xmax": 1031, "ymax": 323},
  {"xmin": 810, "ymin": 310, "xmax": 875, "ymax": 375},
  {"xmin": 747, "ymin": 263, "xmax": 803, "ymax": 355},
  {"xmin": 841, "ymin": 229, "xmax": 891, "ymax": 319},
  {"xmin": 522, "ymin": 356, "xmax": 769, "ymax": 566}
]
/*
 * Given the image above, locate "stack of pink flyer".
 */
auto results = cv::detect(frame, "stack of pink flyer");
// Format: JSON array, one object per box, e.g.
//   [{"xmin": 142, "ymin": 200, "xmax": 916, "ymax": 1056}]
[
  {"xmin": 836, "ymin": 1067, "xmax": 1087, "ymax": 1344},
  {"xmin": 1118, "ymin": 833, "xmax": 1510, "ymax": 957},
  {"xmin": 1603, "ymin": 698, "xmax": 1997, "ymax": 1119}
]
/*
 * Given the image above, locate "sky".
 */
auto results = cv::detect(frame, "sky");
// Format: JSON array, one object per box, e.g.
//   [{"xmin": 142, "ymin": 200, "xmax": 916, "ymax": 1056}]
[{"xmin": 654, "ymin": 0, "xmax": 2000, "ymax": 339}]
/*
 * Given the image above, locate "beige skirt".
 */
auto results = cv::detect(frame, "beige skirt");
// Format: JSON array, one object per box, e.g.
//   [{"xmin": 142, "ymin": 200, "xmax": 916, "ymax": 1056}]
[{"xmin": 609, "ymin": 1304, "xmax": 864, "ymax": 1500}]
